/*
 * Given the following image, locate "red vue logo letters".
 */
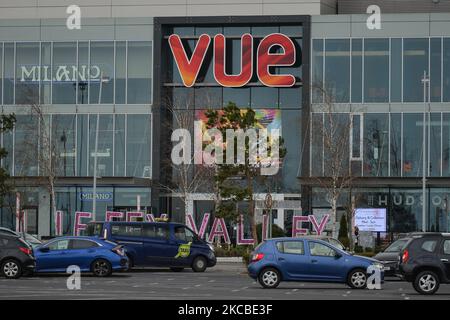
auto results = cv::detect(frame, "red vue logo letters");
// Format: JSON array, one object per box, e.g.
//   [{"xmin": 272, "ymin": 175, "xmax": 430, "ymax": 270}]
[{"xmin": 168, "ymin": 33, "xmax": 297, "ymax": 88}]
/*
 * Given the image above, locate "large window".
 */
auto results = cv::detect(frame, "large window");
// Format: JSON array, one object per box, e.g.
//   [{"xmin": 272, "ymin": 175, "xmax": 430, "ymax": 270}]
[
  {"xmin": 351, "ymin": 39, "xmax": 363, "ymax": 103},
  {"xmin": 127, "ymin": 41, "xmax": 152, "ymax": 104},
  {"xmin": 89, "ymin": 115, "xmax": 114, "ymax": 177},
  {"xmin": 310, "ymin": 112, "xmax": 450, "ymax": 178},
  {"xmin": 0, "ymin": 41, "xmax": 153, "ymax": 105},
  {"xmin": 52, "ymin": 114, "xmax": 77, "ymax": 176},
  {"xmin": 402, "ymin": 114, "xmax": 423, "ymax": 177},
  {"xmin": 390, "ymin": 38, "xmax": 402, "ymax": 102},
  {"xmin": 14, "ymin": 115, "xmax": 38, "ymax": 176},
  {"xmin": 126, "ymin": 114, "xmax": 151, "ymax": 178},
  {"xmin": 364, "ymin": 113, "xmax": 389, "ymax": 177},
  {"xmin": 15, "ymin": 43, "xmax": 39, "ymax": 104},
  {"xmin": 312, "ymin": 37, "xmax": 450, "ymax": 103},
  {"xmin": 364, "ymin": 39, "xmax": 389, "ymax": 103},
  {"xmin": 325, "ymin": 39, "xmax": 350, "ymax": 103},
  {"xmin": 5, "ymin": 114, "xmax": 152, "ymax": 178},
  {"xmin": 444, "ymin": 38, "xmax": 450, "ymax": 102},
  {"xmin": 312, "ymin": 39, "xmax": 324, "ymax": 103},
  {"xmin": 403, "ymin": 38, "xmax": 429, "ymax": 102},
  {"xmin": 52, "ymin": 42, "xmax": 77, "ymax": 104},
  {"xmin": 89, "ymin": 42, "xmax": 114, "ymax": 104}
]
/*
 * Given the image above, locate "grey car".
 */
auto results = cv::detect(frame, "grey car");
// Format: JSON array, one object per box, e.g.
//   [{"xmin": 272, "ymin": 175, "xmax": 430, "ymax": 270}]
[
  {"xmin": 374, "ymin": 238, "xmax": 409, "ymax": 276},
  {"xmin": 0, "ymin": 227, "xmax": 42, "ymax": 248}
]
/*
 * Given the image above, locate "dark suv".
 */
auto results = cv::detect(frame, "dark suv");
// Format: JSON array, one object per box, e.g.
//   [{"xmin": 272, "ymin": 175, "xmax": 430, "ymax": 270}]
[
  {"xmin": 399, "ymin": 233, "xmax": 450, "ymax": 295},
  {"xmin": 0, "ymin": 233, "xmax": 36, "ymax": 279}
]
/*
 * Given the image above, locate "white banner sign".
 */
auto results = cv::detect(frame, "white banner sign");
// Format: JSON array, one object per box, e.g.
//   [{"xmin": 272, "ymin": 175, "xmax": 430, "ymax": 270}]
[{"xmin": 355, "ymin": 208, "xmax": 387, "ymax": 232}]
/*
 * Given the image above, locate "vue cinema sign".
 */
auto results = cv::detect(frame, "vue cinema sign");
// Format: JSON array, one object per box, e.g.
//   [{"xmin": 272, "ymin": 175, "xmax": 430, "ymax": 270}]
[{"xmin": 168, "ymin": 33, "xmax": 297, "ymax": 88}]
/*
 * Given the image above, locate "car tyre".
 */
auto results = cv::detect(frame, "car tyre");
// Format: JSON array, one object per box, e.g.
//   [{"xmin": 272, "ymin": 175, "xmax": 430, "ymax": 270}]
[
  {"xmin": 1, "ymin": 259, "xmax": 22, "ymax": 279},
  {"xmin": 170, "ymin": 267, "xmax": 184, "ymax": 272},
  {"xmin": 91, "ymin": 259, "xmax": 112, "ymax": 277},
  {"xmin": 258, "ymin": 268, "xmax": 281, "ymax": 289},
  {"xmin": 347, "ymin": 269, "xmax": 367, "ymax": 289},
  {"xmin": 125, "ymin": 254, "xmax": 134, "ymax": 271},
  {"xmin": 413, "ymin": 271, "xmax": 440, "ymax": 295},
  {"xmin": 192, "ymin": 256, "xmax": 207, "ymax": 272}
]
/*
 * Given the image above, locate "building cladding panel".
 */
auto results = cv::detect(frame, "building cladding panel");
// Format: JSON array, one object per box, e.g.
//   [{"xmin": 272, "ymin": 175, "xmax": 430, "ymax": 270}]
[
  {"xmin": 0, "ymin": 0, "xmax": 336, "ymax": 20},
  {"xmin": 338, "ymin": 0, "xmax": 450, "ymax": 14}
]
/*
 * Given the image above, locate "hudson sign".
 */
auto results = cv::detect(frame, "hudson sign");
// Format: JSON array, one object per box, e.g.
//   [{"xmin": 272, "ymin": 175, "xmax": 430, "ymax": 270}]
[{"xmin": 168, "ymin": 33, "xmax": 298, "ymax": 88}]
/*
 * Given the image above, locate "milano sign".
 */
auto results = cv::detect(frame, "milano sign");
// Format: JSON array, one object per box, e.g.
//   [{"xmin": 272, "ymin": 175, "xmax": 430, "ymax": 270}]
[{"xmin": 169, "ymin": 33, "xmax": 297, "ymax": 88}]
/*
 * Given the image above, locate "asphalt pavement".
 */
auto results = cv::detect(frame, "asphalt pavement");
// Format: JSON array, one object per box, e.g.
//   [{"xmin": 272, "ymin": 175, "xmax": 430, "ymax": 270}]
[{"xmin": 0, "ymin": 263, "xmax": 450, "ymax": 300}]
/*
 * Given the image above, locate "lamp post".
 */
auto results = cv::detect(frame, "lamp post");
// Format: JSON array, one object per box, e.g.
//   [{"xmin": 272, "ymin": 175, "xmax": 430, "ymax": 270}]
[
  {"xmin": 421, "ymin": 71, "xmax": 430, "ymax": 232},
  {"xmin": 92, "ymin": 73, "xmax": 109, "ymax": 221}
]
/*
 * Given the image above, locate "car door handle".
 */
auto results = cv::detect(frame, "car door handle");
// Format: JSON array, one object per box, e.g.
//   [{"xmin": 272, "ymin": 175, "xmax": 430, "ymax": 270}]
[
  {"xmin": 278, "ymin": 257, "xmax": 285, "ymax": 261},
  {"xmin": 441, "ymin": 259, "xmax": 449, "ymax": 262},
  {"xmin": 311, "ymin": 259, "xmax": 318, "ymax": 263}
]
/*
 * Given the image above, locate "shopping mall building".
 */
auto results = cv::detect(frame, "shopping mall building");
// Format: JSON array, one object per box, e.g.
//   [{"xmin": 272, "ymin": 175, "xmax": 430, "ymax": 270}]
[{"xmin": 1, "ymin": 0, "xmax": 450, "ymax": 239}]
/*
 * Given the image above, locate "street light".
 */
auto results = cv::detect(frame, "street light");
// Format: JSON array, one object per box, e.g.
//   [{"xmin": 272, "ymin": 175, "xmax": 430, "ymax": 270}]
[
  {"xmin": 421, "ymin": 71, "xmax": 431, "ymax": 232},
  {"xmin": 92, "ymin": 73, "xmax": 110, "ymax": 221}
]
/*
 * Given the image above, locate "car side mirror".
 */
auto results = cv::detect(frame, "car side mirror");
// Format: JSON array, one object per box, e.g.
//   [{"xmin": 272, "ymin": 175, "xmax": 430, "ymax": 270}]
[
  {"xmin": 335, "ymin": 252, "xmax": 342, "ymax": 259},
  {"xmin": 39, "ymin": 247, "xmax": 50, "ymax": 253}
]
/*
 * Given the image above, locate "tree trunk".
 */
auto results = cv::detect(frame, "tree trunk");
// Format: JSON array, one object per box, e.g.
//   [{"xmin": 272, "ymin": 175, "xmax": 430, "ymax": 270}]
[
  {"xmin": 247, "ymin": 176, "xmax": 258, "ymax": 245},
  {"xmin": 49, "ymin": 177, "xmax": 57, "ymax": 236},
  {"xmin": 331, "ymin": 197, "xmax": 338, "ymax": 238}
]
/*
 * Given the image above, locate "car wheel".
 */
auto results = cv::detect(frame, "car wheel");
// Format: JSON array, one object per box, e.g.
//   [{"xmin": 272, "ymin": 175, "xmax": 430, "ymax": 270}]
[
  {"xmin": 192, "ymin": 256, "xmax": 207, "ymax": 272},
  {"xmin": 347, "ymin": 269, "xmax": 367, "ymax": 289},
  {"xmin": 91, "ymin": 259, "xmax": 112, "ymax": 277},
  {"xmin": 125, "ymin": 254, "xmax": 134, "ymax": 271},
  {"xmin": 258, "ymin": 268, "xmax": 281, "ymax": 289},
  {"xmin": 170, "ymin": 267, "xmax": 184, "ymax": 272},
  {"xmin": 413, "ymin": 271, "xmax": 440, "ymax": 295},
  {"xmin": 1, "ymin": 259, "xmax": 22, "ymax": 279}
]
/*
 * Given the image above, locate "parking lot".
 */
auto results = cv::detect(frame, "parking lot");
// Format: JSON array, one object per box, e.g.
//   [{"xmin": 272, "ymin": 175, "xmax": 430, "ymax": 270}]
[{"xmin": 1, "ymin": 263, "xmax": 450, "ymax": 300}]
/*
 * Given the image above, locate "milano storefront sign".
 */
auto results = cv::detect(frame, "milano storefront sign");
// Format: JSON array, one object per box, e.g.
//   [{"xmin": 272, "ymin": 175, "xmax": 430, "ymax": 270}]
[
  {"xmin": 169, "ymin": 33, "xmax": 297, "ymax": 88},
  {"xmin": 19, "ymin": 64, "xmax": 104, "ymax": 83}
]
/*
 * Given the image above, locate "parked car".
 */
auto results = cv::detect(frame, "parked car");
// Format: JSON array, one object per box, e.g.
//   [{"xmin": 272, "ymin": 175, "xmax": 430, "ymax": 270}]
[
  {"xmin": 374, "ymin": 238, "xmax": 409, "ymax": 276},
  {"xmin": 0, "ymin": 227, "xmax": 42, "ymax": 248},
  {"xmin": 34, "ymin": 236, "xmax": 128, "ymax": 277},
  {"xmin": 302, "ymin": 235, "xmax": 346, "ymax": 251},
  {"xmin": 399, "ymin": 232, "xmax": 450, "ymax": 295},
  {"xmin": 85, "ymin": 221, "xmax": 216, "ymax": 272},
  {"xmin": 0, "ymin": 233, "xmax": 35, "ymax": 279},
  {"xmin": 248, "ymin": 237, "xmax": 384, "ymax": 289}
]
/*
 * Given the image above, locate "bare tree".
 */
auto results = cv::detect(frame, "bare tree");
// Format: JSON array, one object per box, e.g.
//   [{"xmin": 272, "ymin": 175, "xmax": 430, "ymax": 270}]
[
  {"xmin": 312, "ymin": 85, "xmax": 356, "ymax": 238},
  {"xmin": 14, "ymin": 88, "xmax": 63, "ymax": 235},
  {"xmin": 159, "ymin": 94, "xmax": 214, "ymax": 223}
]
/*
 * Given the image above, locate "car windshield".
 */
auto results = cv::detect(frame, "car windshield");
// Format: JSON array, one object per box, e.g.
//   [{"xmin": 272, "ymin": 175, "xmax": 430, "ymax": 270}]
[
  {"xmin": 328, "ymin": 238, "xmax": 345, "ymax": 250},
  {"xmin": 85, "ymin": 223, "xmax": 103, "ymax": 236},
  {"xmin": 24, "ymin": 234, "xmax": 41, "ymax": 244},
  {"xmin": 385, "ymin": 239, "xmax": 409, "ymax": 252}
]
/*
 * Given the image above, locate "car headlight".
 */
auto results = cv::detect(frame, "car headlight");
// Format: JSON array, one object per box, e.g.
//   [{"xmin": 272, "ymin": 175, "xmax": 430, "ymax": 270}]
[
  {"xmin": 207, "ymin": 243, "xmax": 215, "ymax": 252},
  {"xmin": 372, "ymin": 262, "xmax": 384, "ymax": 269}
]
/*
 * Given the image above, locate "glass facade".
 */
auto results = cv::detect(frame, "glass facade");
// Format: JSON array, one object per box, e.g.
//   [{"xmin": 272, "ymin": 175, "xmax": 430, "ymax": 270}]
[
  {"xmin": 1, "ymin": 114, "xmax": 152, "ymax": 178},
  {"xmin": 311, "ymin": 112, "xmax": 450, "ymax": 178},
  {"xmin": 312, "ymin": 37, "xmax": 450, "ymax": 103},
  {"xmin": 1, "ymin": 41, "xmax": 152, "ymax": 105},
  {"xmin": 311, "ymin": 187, "xmax": 450, "ymax": 233},
  {"xmin": 163, "ymin": 24, "xmax": 304, "ymax": 193}
]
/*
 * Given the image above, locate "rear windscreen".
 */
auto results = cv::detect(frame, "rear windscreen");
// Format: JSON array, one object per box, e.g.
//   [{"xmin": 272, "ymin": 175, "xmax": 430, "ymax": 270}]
[{"xmin": 85, "ymin": 223, "xmax": 104, "ymax": 236}]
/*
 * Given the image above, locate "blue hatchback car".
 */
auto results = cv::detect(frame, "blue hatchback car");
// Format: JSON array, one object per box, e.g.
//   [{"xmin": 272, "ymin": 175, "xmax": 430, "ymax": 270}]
[
  {"xmin": 85, "ymin": 221, "xmax": 216, "ymax": 272},
  {"xmin": 34, "ymin": 236, "xmax": 128, "ymax": 277},
  {"xmin": 248, "ymin": 237, "xmax": 384, "ymax": 289}
]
